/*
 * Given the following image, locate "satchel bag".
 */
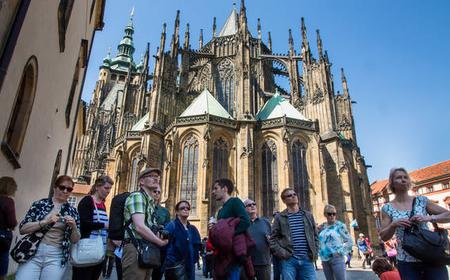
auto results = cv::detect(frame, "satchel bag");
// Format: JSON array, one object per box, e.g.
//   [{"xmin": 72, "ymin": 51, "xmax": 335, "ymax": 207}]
[
  {"xmin": 10, "ymin": 226, "xmax": 51, "ymax": 263},
  {"xmin": 403, "ymin": 197, "xmax": 450, "ymax": 265},
  {"xmin": 124, "ymin": 191, "xmax": 161, "ymax": 268},
  {"xmin": 70, "ymin": 197, "xmax": 105, "ymax": 267},
  {"xmin": 0, "ymin": 229, "xmax": 13, "ymax": 251}
]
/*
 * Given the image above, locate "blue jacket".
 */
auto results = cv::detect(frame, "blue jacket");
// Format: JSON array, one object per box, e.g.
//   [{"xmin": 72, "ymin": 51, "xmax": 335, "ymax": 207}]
[{"xmin": 164, "ymin": 217, "xmax": 201, "ymax": 280}]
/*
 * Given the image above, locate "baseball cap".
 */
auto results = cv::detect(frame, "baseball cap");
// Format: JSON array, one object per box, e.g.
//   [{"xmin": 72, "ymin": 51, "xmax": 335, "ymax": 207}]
[{"xmin": 138, "ymin": 167, "xmax": 162, "ymax": 180}]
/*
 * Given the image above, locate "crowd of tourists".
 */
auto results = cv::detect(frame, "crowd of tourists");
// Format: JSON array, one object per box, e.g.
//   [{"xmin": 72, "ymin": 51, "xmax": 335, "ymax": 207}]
[{"xmin": 1, "ymin": 166, "xmax": 450, "ymax": 280}]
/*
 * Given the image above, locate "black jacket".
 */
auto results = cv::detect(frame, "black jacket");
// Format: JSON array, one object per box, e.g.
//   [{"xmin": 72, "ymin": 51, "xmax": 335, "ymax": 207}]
[{"xmin": 78, "ymin": 195, "xmax": 105, "ymax": 239}]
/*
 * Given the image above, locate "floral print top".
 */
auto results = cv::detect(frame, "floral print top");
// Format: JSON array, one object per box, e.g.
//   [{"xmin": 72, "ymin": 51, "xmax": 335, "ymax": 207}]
[
  {"xmin": 19, "ymin": 198, "xmax": 80, "ymax": 266},
  {"xmin": 381, "ymin": 196, "xmax": 429, "ymax": 262},
  {"xmin": 318, "ymin": 220, "xmax": 353, "ymax": 261}
]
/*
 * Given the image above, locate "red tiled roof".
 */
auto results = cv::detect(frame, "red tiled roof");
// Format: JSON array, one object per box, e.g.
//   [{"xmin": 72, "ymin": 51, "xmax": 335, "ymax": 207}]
[
  {"xmin": 370, "ymin": 159, "xmax": 450, "ymax": 196},
  {"xmin": 73, "ymin": 183, "xmax": 91, "ymax": 194}
]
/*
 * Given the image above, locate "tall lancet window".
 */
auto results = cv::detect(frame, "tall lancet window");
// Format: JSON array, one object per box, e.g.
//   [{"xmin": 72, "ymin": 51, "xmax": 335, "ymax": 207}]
[
  {"xmin": 261, "ymin": 139, "xmax": 278, "ymax": 217},
  {"xmin": 292, "ymin": 140, "xmax": 310, "ymax": 210},
  {"xmin": 210, "ymin": 138, "xmax": 229, "ymax": 215},
  {"xmin": 216, "ymin": 59, "xmax": 235, "ymax": 115},
  {"xmin": 180, "ymin": 135, "xmax": 199, "ymax": 215}
]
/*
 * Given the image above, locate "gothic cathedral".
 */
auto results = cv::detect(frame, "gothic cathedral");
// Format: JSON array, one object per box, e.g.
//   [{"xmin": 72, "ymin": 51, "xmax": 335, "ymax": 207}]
[{"xmin": 72, "ymin": 1, "xmax": 377, "ymax": 237}]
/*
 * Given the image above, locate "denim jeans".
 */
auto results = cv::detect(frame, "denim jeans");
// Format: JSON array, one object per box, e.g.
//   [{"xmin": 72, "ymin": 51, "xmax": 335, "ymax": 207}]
[
  {"xmin": 281, "ymin": 256, "xmax": 317, "ymax": 280},
  {"xmin": 228, "ymin": 264, "xmax": 240, "ymax": 280},
  {"xmin": 15, "ymin": 243, "xmax": 66, "ymax": 280},
  {"xmin": 322, "ymin": 255, "xmax": 346, "ymax": 280},
  {"xmin": 397, "ymin": 261, "xmax": 449, "ymax": 280}
]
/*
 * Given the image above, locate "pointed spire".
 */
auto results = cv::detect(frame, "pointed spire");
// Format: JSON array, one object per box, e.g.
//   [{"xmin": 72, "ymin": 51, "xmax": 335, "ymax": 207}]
[
  {"xmin": 267, "ymin": 32, "xmax": 272, "ymax": 51},
  {"xmin": 240, "ymin": 0, "xmax": 248, "ymax": 31},
  {"xmin": 288, "ymin": 29, "xmax": 294, "ymax": 55},
  {"xmin": 257, "ymin": 18, "xmax": 262, "ymax": 39},
  {"xmin": 115, "ymin": 8, "xmax": 136, "ymax": 65},
  {"xmin": 213, "ymin": 17, "xmax": 217, "ymax": 38},
  {"xmin": 301, "ymin": 17, "xmax": 308, "ymax": 43},
  {"xmin": 101, "ymin": 47, "xmax": 111, "ymax": 68},
  {"xmin": 240, "ymin": 0, "xmax": 247, "ymax": 18},
  {"xmin": 184, "ymin": 23, "xmax": 190, "ymax": 49},
  {"xmin": 300, "ymin": 17, "xmax": 311, "ymax": 64},
  {"xmin": 341, "ymin": 68, "xmax": 349, "ymax": 96},
  {"xmin": 174, "ymin": 10, "xmax": 180, "ymax": 37},
  {"xmin": 159, "ymin": 23, "xmax": 167, "ymax": 55},
  {"xmin": 199, "ymin": 29, "xmax": 204, "ymax": 48},
  {"xmin": 316, "ymin": 29, "xmax": 323, "ymax": 60}
]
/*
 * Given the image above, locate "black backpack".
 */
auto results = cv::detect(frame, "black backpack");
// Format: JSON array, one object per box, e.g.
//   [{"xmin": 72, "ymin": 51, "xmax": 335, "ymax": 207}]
[{"xmin": 108, "ymin": 191, "xmax": 130, "ymax": 240}]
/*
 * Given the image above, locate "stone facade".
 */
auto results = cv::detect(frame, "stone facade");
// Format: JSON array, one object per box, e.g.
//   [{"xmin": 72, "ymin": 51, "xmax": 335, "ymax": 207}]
[{"xmin": 72, "ymin": 1, "xmax": 376, "ymax": 238}]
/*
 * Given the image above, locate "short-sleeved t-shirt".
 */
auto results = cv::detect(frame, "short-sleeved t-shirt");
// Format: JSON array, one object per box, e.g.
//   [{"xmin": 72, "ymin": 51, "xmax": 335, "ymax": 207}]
[
  {"xmin": 381, "ymin": 196, "xmax": 429, "ymax": 262},
  {"xmin": 124, "ymin": 190, "xmax": 156, "ymax": 240}
]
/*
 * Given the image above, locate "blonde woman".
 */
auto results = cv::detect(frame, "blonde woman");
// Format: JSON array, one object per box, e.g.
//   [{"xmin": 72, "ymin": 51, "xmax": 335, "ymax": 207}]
[
  {"xmin": 318, "ymin": 204, "xmax": 353, "ymax": 280},
  {"xmin": 380, "ymin": 167, "xmax": 450, "ymax": 280}
]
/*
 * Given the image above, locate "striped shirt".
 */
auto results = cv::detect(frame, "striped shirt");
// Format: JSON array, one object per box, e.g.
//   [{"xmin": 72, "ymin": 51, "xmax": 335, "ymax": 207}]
[
  {"xmin": 90, "ymin": 201, "xmax": 108, "ymax": 245},
  {"xmin": 287, "ymin": 210, "xmax": 309, "ymax": 258}
]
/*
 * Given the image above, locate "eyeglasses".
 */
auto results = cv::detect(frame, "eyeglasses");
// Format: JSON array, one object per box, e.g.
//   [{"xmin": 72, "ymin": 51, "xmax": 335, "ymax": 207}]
[
  {"xmin": 178, "ymin": 206, "xmax": 190, "ymax": 211},
  {"xmin": 284, "ymin": 193, "xmax": 297, "ymax": 199},
  {"xmin": 245, "ymin": 203, "xmax": 256, "ymax": 208},
  {"xmin": 326, "ymin": 212, "xmax": 336, "ymax": 216},
  {"xmin": 57, "ymin": 185, "xmax": 73, "ymax": 193}
]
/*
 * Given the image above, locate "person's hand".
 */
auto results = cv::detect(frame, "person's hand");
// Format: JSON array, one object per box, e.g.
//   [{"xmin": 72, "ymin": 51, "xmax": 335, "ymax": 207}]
[
  {"xmin": 158, "ymin": 238, "xmax": 169, "ymax": 247},
  {"xmin": 111, "ymin": 240, "xmax": 122, "ymax": 247},
  {"xmin": 410, "ymin": 215, "xmax": 432, "ymax": 223},
  {"xmin": 64, "ymin": 215, "xmax": 77, "ymax": 229},
  {"xmin": 45, "ymin": 213, "xmax": 60, "ymax": 225},
  {"xmin": 317, "ymin": 224, "xmax": 324, "ymax": 232},
  {"xmin": 391, "ymin": 218, "xmax": 411, "ymax": 229}
]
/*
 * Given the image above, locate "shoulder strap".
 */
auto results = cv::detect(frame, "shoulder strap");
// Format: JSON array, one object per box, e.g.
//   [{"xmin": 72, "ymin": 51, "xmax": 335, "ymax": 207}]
[{"xmin": 409, "ymin": 197, "xmax": 417, "ymax": 219}]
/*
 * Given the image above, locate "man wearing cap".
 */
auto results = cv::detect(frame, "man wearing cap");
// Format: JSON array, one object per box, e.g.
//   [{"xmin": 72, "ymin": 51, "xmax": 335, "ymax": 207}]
[
  {"xmin": 122, "ymin": 167, "xmax": 168, "ymax": 280},
  {"xmin": 242, "ymin": 198, "xmax": 272, "ymax": 280}
]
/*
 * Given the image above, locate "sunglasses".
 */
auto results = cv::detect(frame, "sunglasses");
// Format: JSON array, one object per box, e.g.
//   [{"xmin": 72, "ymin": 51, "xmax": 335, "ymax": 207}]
[
  {"xmin": 152, "ymin": 190, "xmax": 161, "ymax": 194},
  {"xmin": 284, "ymin": 193, "xmax": 297, "ymax": 199},
  {"xmin": 178, "ymin": 206, "xmax": 190, "ymax": 211},
  {"xmin": 245, "ymin": 203, "xmax": 256, "ymax": 208},
  {"xmin": 57, "ymin": 185, "xmax": 73, "ymax": 193},
  {"xmin": 326, "ymin": 212, "xmax": 336, "ymax": 216}
]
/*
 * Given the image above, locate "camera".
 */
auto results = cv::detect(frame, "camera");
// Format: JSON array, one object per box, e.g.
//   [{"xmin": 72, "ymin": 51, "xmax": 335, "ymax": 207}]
[{"xmin": 151, "ymin": 225, "xmax": 171, "ymax": 239}]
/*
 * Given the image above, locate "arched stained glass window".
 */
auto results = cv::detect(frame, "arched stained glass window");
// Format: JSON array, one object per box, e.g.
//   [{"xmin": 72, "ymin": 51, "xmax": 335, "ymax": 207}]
[
  {"xmin": 292, "ymin": 140, "xmax": 310, "ymax": 210},
  {"xmin": 180, "ymin": 136, "xmax": 199, "ymax": 215},
  {"xmin": 216, "ymin": 59, "xmax": 235, "ymax": 115},
  {"xmin": 210, "ymin": 138, "xmax": 229, "ymax": 215},
  {"xmin": 261, "ymin": 139, "xmax": 278, "ymax": 217}
]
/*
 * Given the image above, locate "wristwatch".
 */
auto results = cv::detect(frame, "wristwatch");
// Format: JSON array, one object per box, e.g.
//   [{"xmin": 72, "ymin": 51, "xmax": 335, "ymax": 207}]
[{"xmin": 430, "ymin": 215, "xmax": 437, "ymax": 223}]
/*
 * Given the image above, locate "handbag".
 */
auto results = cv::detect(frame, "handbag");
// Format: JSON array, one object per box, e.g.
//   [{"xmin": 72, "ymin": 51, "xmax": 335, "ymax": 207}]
[
  {"xmin": 10, "ymin": 226, "xmax": 51, "ymax": 263},
  {"xmin": 403, "ymin": 197, "xmax": 450, "ymax": 265},
  {"xmin": 0, "ymin": 229, "xmax": 13, "ymax": 251},
  {"xmin": 70, "ymin": 197, "xmax": 105, "ymax": 267},
  {"xmin": 124, "ymin": 191, "xmax": 160, "ymax": 269}
]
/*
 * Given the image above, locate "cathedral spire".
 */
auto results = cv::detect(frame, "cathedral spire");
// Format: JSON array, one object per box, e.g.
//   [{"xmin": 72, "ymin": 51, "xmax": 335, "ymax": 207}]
[
  {"xmin": 268, "ymin": 31, "xmax": 272, "ymax": 51},
  {"xmin": 199, "ymin": 29, "xmax": 204, "ymax": 48},
  {"xmin": 288, "ymin": 29, "xmax": 294, "ymax": 56},
  {"xmin": 212, "ymin": 17, "xmax": 217, "ymax": 38},
  {"xmin": 316, "ymin": 29, "xmax": 323, "ymax": 60},
  {"xmin": 159, "ymin": 23, "xmax": 166, "ymax": 56},
  {"xmin": 341, "ymin": 67, "xmax": 349, "ymax": 97},
  {"xmin": 301, "ymin": 17, "xmax": 311, "ymax": 64},
  {"xmin": 184, "ymin": 23, "xmax": 190, "ymax": 49},
  {"xmin": 170, "ymin": 10, "xmax": 180, "ymax": 56},
  {"xmin": 257, "ymin": 18, "xmax": 262, "ymax": 40},
  {"xmin": 239, "ymin": 0, "xmax": 248, "ymax": 32},
  {"xmin": 114, "ymin": 8, "xmax": 136, "ymax": 65}
]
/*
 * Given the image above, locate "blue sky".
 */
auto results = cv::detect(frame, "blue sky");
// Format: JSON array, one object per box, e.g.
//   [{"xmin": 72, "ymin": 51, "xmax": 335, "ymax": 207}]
[{"xmin": 82, "ymin": 0, "xmax": 450, "ymax": 182}]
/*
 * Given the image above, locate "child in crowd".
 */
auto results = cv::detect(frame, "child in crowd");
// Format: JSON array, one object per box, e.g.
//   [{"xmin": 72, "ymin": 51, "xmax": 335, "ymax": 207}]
[{"xmin": 371, "ymin": 257, "xmax": 401, "ymax": 280}]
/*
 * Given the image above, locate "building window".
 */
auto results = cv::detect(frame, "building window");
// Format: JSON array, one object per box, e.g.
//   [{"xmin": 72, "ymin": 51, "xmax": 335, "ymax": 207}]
[
  {"xmin": 1, "ymin": 56, "xmax": 38, "ymax": 168},
  {"xmin": 216, "ymin": 59, "xmax": 235, "ymax": 115},
  {"xmin": 261, "ymin": 139, "xmax": 278, "ymax": 217},
  {"xmin": 68, "ymin": 196, "xmax": 77, "ymax": 207},
  {"xmin": 111, "ymin": 74, "xmax": 117, "ymax": 80},
  {"xmin": 443, "ymin": 183, "xmax": 450, "ymax": 189},
  {"xmin": 210, "ymin": 138, "xmax": 229, "ymax": 215},
  {"xmin": 180, "ymin": 136, "xmax": 199, "ymax": 216},
  {"xmin": 65, "ymin": 59, "xmax": 80, "ymax": 127},
  {"xmin": 292, "ymin": 140, "xmax": 309, "ymax": 210},
  {"xmin": 130, "ymin": 157, "xmax": 145, "ymax": 192},
  {"xmin": 57, "ymin": 0, "xmax": 75, "ymax": 52}
]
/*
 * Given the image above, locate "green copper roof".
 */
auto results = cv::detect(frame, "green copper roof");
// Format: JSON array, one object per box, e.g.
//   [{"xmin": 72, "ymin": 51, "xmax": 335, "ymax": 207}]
[
  {"xmin": 111, "ymin": 9, "xmax": 136, "ymax": 70},
  {"xmin": 256, "ymin": 92, "xmax": 307, "ymax": 121},
  {"xmin": 180, "ymin": 89, "xmax": 233, "ymax": 119},
  {"xmin": 131, "ymin": 112, "xmax": 149, "ymax": 131}
]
